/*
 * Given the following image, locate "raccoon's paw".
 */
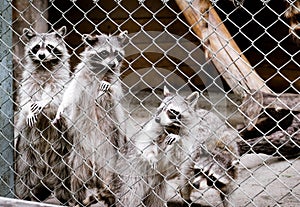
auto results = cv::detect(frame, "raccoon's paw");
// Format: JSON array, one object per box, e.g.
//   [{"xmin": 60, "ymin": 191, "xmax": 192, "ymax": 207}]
[
  {"xmin": 149, "ymin": 158, "xmax": 158, "ymax": 170},
  {"xmin": 165, "ymin": 134, "xmax": 180, "ymax": 145},
  {"xmin": 52, "ymin": 106, "xmax": 64, "ymax": 125},
  {"xmin": 26, "ymin": 111, "xmax": 37, "ymax": 127},
  {"xmin": 99, "ymin": 80, "xmax": 111, "ymax": 92},
  {"xmin": 147, "ymin": 155, "xmax": 158, "ymax": 169},
  {"xmin": 30, "ymin": 102, "xmax": 44, "ymax": 115}
]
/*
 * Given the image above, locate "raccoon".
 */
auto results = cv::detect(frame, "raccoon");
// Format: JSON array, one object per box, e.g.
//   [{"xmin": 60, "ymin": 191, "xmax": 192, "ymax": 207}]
[
  {"xmin": 191, "ymin": 137, "xmax": 238, "ymax": 207},
  {"xmin": 153, "ymin": 87, "xmax": 239, "ymax": 207},
  {"xmin": 116, "ymin": 87, "xmax": 198, "ymax": 207},
  {"xmin": 52, "ymin": 31, "xmax": 128, "ymax": 206},
  {"xmin": 15, "ymin": 26, "xmax": 72, "ymax": 204},
  {"xmin": 285, "ymin": 0, "xmax": 300, "ymax": 43}
]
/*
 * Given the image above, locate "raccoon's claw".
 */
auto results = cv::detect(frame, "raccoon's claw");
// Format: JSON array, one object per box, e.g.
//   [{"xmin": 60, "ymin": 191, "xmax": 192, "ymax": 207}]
[
  {"xmin": 26, "ymin": 111, "xmax": 37, "ymax": 127},
  {"xmin": 52, "ymin": 106, "xmax": 64, "ymax": 125},
  {"xmin": 150, "ymin": 159, "xmax": 158, "ymax": 170},
  {"xmin": 52, "ymin": 115, "xmax": 61, "ymax": 125},
  {"xmin": 165, "ymin": 134, "xmax": 180, "ymax": 145},
  {"xmin": 148, "ymin": 157, "xmax": 158, "ymax": 169},
  {"xmin": 30, "ymin": 103, "xmax": 43, "ymax": 114},
  {"xmin": 100, "ymin": 81, "xmax": 111, "ymax": 92}
]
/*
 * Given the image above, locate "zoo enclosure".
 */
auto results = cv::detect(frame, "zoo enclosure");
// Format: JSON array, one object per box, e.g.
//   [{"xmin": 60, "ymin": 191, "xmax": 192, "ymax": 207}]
[{"xmin": 0, "ymin": 0, "xmax": 300, "ymax": 206}]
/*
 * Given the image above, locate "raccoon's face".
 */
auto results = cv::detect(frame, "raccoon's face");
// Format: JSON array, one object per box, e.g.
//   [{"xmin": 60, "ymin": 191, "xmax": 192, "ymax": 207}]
[
  {"xmin": 23, "ymin": 26, "xmax": 68, "ymax": 66},
  {"xmin": 155, "ymin": 86, "xmax": 199, "ymax": 127},
  {"xmin": 81, "ymin": 31, "xmax": 127, "ymax": 74}
]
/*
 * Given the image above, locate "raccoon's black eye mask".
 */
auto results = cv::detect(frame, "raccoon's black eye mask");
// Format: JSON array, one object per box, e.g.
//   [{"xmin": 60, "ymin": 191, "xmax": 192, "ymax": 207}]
[
  {"xmin": 99, "ymin": 50, "xmax": 109, "ymax": 59},
  {"xmin": 167, "ymin": 109, "xmax": 181, "ymax": 120},
  {"xmin": 31, "ymin": 45, "xmax": 40, "ymax": 54},
  {"xmin": 90, "ymin": 50, "xmax": 123, "ymax": 61}
]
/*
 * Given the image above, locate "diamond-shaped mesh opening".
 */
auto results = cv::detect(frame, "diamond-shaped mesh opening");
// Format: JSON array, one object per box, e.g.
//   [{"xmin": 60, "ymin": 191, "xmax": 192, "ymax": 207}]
[{"xmin": 0, "ymin": 0, "xmax": 299, "ymax": 206}]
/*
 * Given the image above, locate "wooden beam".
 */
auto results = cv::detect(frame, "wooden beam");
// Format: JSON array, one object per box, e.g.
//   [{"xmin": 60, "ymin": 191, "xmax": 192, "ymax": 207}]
[
  {"xmin": 175, "ymin": 0, "xmax": 272, "ymax": 97},
  {"xmin": 240, "ymin": 90, "xmax": 300, "ymax": 130},
  {"xmin": 237, "ymin": 112, "xmax": 300, "ymax": 158}
]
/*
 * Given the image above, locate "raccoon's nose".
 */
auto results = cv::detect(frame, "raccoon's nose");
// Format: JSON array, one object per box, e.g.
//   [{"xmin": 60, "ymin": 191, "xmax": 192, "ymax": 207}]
[
  {"xmin": 108, "ymin": 62, "xmax": 116, "ymax": 68},
  {"xmin": 39, "ymin": 54, "xmax": 46, "ymax": 60},
  {"xmin": 192, "ymin": 181, "xmax": 200, "ymax": 189},
  {"xmin": 155, "ymin": 117, "xmax": 161, "ymax": 123}
]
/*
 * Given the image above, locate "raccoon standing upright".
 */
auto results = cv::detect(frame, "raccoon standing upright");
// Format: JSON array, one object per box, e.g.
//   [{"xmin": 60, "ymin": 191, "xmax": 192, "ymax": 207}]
[
  {"xmin": 15, "ymin": 26, "xmax": 72, "ymax": 204},
  {"xmin": 155, "ymin": 87, "xmax": 239, "ymax": 207},
  {"xmin": 53, "ymin": 31, "xmax": 128, "ymax": 206},
  {"xmin": 156, "ymin": 89, "xmax": 238, "ymax": 207},
  {"xmin": 116, "ymin": 87, "xmax": 200, "ymax": 207}
]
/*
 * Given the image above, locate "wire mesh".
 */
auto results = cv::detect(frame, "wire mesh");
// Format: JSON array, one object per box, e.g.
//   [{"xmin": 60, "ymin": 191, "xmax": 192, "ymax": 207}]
[{"xmin": 0, "ymin": 0, "xmax": 299, "ymax": 206}]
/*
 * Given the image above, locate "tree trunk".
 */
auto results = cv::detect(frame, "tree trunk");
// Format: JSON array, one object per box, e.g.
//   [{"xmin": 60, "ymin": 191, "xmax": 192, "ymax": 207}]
[
  {"xmin": 175, "ymin": 0, "xmax": 271, "ymax": 98},
  {"xmin": 237, "ymin": 112, "xmax": 300, "ymax": 158}
]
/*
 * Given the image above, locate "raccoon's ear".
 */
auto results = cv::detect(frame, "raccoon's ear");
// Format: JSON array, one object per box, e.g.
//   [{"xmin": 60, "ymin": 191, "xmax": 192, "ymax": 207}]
[
  {"xmin": 185, "ymin": 91, "xmax": 199, "ymax": 109},
  {"xmin": 23, "ymin": 28, "xmax": 36, "ymax": 40},
  {"xmin": 82, "ymin": 34, "xmax": 98, "ymax": 46},
  {"xmin": 55, "ymin": 26, "xmax": 67, "ymax": 38},
  {"xmin": 118, "ymin": 30, "xmax": 128, "ymax": 45},
  {"xmin": 163, "ymin": 86, "xmax": 172, "ymax": 97}
]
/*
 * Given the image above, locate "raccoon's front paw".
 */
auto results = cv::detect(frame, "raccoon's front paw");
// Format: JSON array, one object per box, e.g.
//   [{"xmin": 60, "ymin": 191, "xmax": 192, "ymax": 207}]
[
  {"xmin": 30, "ymin": 102, "xmax": 43, "ymax": 115},
  {"xmin": 144, "ymin": 152, "xmax": 158, "ymax": 169},
  {"xmin": 52, "ymin": 106, "xmax": 64, "ymax": 125},
  {"xmin": 99, "ymin": 80, "xmax": 111, "ymax": 92},
  {"xmin": 165, "ymin": 134, "xmax": 180, "ymax": 145},
  {"xmin": 148, "ymin": 156, "xmax": 158, "ymax": 170},
  {"xmin": 26, "ymin": 111, "xmax": 37, "ymax": 127}
]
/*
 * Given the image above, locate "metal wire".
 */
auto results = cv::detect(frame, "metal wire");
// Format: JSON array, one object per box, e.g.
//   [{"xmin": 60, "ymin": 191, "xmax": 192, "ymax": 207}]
[{"xmin": 0, "ymin": 0, "xmax": 299, "ymax": 206}]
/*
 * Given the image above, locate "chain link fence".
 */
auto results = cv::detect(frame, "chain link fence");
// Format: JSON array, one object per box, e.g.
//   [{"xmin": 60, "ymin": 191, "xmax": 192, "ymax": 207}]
[{"xmin": 0, "ymin": 0, "xmax": 299, "ymax": 206}]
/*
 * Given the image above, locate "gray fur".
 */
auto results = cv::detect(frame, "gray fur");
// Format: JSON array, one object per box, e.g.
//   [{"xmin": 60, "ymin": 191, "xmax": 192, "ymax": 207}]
[
  {"xmin": 180, "ymin": 108, "xmax": 239, "ymax": 207},
  {"xmin": 116, "ymin": 119, "xmax": 177, "ymax": 207},
  {"xmin": 117, "ymin": 87, "xmax": 238, "ymax": 207},
  {"xmin": 53, "ymin": 32, "xmax": 127, "ymax": 206},
  {"xmin": 284, "ymin": 0, "xmax": 300, "ymax": 43},
  {"xmin": 15, "ymin": 26, "xmax": 71, "ymax": 204},
  {"xmin": 116, "ymin": 89, "xmax": 199, "ymax": 207}
]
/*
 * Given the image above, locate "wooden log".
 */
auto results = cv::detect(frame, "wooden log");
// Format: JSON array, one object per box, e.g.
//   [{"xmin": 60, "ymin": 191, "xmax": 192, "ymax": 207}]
[
  {"xmin": 175, "ymin": 0, "xmax": 272, "ymax": 97},
  {"xmin": 240, "ymin": 90, "xmax": 300, "ymax": 130},
  {"xmin": 175, "ymin": 0, "xmax": 300, "ymax": 159},
  {"xmin": 237, "ymin": 112, "xmax": 300, "ymax": 158},
  {"xmin": 238, "ymin": 90, "xmax": 300, "ymax": 158}
]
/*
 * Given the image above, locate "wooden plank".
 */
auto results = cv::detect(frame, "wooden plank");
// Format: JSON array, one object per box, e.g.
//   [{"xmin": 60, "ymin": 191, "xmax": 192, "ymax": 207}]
[
  {"xmin": 240, "ymin": 90, "xmax": 300, "ymax": 130},
  {"xmin": 237, "ymin": 112, "xmax": 300, "ymax": 158},
  {"xmin": 175, "ymin": 0, "xmax": 272, "ymax": 97}
]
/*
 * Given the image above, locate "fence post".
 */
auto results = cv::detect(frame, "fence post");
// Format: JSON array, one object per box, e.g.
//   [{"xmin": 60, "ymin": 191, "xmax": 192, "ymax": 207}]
[{"xmin": 0, "ymin": 0, "xmax": 14, "ymax": 198}]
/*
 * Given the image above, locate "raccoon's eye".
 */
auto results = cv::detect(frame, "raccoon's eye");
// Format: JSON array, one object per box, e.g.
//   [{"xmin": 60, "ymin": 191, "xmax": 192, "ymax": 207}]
[
  {"xmin": 31, "ymin": 45, "xmax": 40, "ymax": 54},
  {"xmin": 167, "ymin": 109, "xmax": 181, "ymax": 120},
  {"xmin": 114, "ymin": 51, "xmax": 123, "ymax": 61},
  {"xmin": 46, "ymin": 44, "xmax": 55, "ymax": 52},
  {"xmin": 100, "ymin": 50, "xmax": 109, "ymax": 58}
]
